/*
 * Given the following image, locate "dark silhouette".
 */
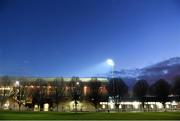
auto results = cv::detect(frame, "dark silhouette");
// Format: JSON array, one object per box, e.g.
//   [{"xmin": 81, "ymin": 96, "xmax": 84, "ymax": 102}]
[
  {"xmin": 107, "ymin": 78, "xmax": 128, "ymax": 111},
  {"xmin": 52, "ymin": 78, "xmax": 65, "ymax": 111},
  {"xmin": 69, "ymin": 77, "xmax": 83, "ymax": 112},
  {"xmin": 150, "ymin": 79, "xmax": 171, "ymax": 109},
  {"xmin": 32, "ymin": 78, "xmax": 47, "ymax": 111},
  {"xmin": 173, "ymin": 75, "xmax": 180, "ymax": 96},
  {"xmin": 16, "ymin": 78, "xmax": 29, "ymax": 111},
  {"xmin": 133, "ymin": 80, "xmax": 149, "ymax": 110},
  {"xmin": 88, "ymin": 78, "xmax": 102, "ymax": 111}
]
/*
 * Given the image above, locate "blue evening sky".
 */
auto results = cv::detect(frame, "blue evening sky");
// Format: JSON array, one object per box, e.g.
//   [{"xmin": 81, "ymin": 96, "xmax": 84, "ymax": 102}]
[{"xmin": 0, "ymin": 0, "xmax": 180, "ymax": 77}]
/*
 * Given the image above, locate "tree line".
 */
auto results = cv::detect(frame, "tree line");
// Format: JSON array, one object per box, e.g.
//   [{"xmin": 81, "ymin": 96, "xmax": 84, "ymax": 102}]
[{"xmin": 0, "ymin": 76, "xmax": 180, "ymax": 111}]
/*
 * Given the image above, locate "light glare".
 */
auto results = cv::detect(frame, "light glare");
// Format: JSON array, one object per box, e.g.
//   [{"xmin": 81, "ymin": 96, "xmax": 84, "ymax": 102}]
[{"xmin": 106, "ymin": 59, "xmax": 115, "ymax": 66}]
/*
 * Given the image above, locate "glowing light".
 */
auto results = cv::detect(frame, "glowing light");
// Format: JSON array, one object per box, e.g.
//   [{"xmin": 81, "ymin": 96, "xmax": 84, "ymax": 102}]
[
  {"xmin": 106, "ymin": 59, "xmax": 115, "ymax": 66},
  {"xmin": 109, "ymin": 102, "xmax": 114, "ymax": 109},
  {"xmin": 102, "ymin": 104, "xmax": 105, "ymax": 109},
  {"xmin": 119, "ymin": 105, "xmax": 122, "ymax": 109},
  {"xmin": 34, "ymin": 105, "xmax": 39, "ymax": 111},
  {"xmin": 0, "ymin": 87, "xmax": 11, "ymax": 90},
  {"xmin": 133, "ymin": 101, "xmax": 140, "ymax": 109},
  {"xmin": 172, "ymin": 101, "xmax": 177, "ymax": 105},
  {"xmin": 76, "ymin": 82, "xmax": 79, "ymax": 85},
  {"xmin": 156, "ymin": 102, "xmax": 163, "ymax": 109},
  {"xmin": 84, "ymin": 86, "xmax": 87, "ymax": 95},
  {"xmin": 15, "ymin": 81, "xmax": 19, "ymax": 86},
  {"xmin": 44, "ymin": 103, "xmax": 49, "ymax": 111},
  {"xmin": 150, "ymin": 105, "xmax": 154, "ymax": 109},
  {"xmin": 166, "ymin": 104, "xmax": 170, "ymax": 108},
  {"xmin": 4, "ymin": 101, "xmax": 9, "ymax": 109}
]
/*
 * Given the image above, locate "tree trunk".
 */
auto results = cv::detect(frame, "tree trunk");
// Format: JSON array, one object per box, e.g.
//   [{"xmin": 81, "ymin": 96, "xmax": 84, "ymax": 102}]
[
  {"xmin": 162, "ymin": 102, "xmax": 166, "ymax": 112},
  {"xmin": 142, "ymin": 101, "xmax": 145, "ymax": 112},
  {"xmin": 56, "ymin": 102, "xmax": 59, "ymax": 111},
  {"xmin": 0, "ymin": 102, "xmax": 3, "ymax": 109},
  {"xmin": 75, "ymin": 100, "xmax": 78, "ymax": 112},
  {"xmin": 18, "ymin": 103, "xmax": 21, "ymax": 111}
]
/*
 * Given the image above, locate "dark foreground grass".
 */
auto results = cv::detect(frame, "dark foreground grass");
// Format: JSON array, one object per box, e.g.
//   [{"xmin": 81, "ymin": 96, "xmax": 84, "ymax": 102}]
[{"xmin": 0, "ymin": 111, "xmax": 180, "ymax": 120}]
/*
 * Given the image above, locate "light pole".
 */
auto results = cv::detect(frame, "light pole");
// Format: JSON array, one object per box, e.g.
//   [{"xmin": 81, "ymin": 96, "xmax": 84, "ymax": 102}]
[
  {"xmin": 74, "ymin": 81, "xmax": 80, "ymax": 112},
  {"xmin": 15, "ymin": 81, "xmax": 21, "ymax": 111},
  {"xmin": 106, "ymin": 59, "xmax": 115, "ymax": 111}
]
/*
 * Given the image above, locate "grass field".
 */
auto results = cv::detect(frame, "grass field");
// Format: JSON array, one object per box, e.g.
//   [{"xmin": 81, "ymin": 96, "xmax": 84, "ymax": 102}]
[{"xmin": 0, "ymin": 111, "xmax": 180, "ymax": 120}]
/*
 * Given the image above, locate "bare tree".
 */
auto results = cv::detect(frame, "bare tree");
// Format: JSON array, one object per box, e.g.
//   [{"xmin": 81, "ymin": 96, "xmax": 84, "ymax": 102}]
[
  {"xmin": 107, "ymin": 78, "xmax": 128, "ymax": 111},
  {"xmin": 69, "ymin": 77, "xmax": 83, "ymax": 112},
  {"xmin": 133, "ymin": 80, "xmax": 149, "ymax": 110},
  {"xmin": 150, "ymin": 79, "xmax": 171, "ymax": 109},
  {"xmin": 52, "ymin": 78, "xmax": 65, "ymax": 111},
  {"xmin": 15, "ymin": 78, "xmax": 29, "ymax": 111},
  {"xmin": 173, "ymin": 75, "xmax": 180, "ymax": 96},
  {"xmin": 0, "ymin": 76, "xmax": 11, "ymax": 109},
  {"xmin": 88, "ymin": 78, "xmax": 102, "ymax": 111},
  {"xmin": 32, "ymin": 78, "xmax": 47, "ymax": 111}
]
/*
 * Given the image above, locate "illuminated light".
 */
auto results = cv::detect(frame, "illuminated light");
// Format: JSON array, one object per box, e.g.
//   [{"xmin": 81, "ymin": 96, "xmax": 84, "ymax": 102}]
[
  {"xmin": 69, "ymin": 101, "xmax": 81, "ymax": 110},
  {"xmin": 156, "ymin": 102, "xmax": 163, "ymax": 109},
  {"xmin": 0, "ymin": 87, "xmax": 11, "ymax": 90},
  {"xmin": 34, "ymin": 105, "xmax": 39, "ymax": 111},
  {"xmin": 119, "ymin": 104, "xmax": 122, "ymax": 109},
  {"xmin": 109, "ymin": 101, "xmax": 114, "ymax": 109},
  {"xmin": 48, "ymin": 86, "xmax": 51, "ymax": 89},
  {"xmin": 172, "ymin": 101, "xmax": 177, "ymax": 106},
  {"xmin": 4, "ymin": 101, "xmax": 10, "ymax": 109},
  {"xmin": 102, "ymin": 104, "xmax": 105, "ymax": 109},
  {"xmin": 84, "ymin": 86, "xmax": 87, "ymax": 95},
  {"xmin": 15, "ymin": 81, "xmax": 19, "ymax": 86},
  {"xmin": 150, "ymin": 105, "xmax": 154, "ymax": 109},
  {"xmin": 121, "ymin": 102, "xmax": 133, "ymax": 105},
  {"xmin": 76, "ymin": 82, "xmax": 80, "ymax": 85},
  {"xmin": 44, "ymin": 103, "xmax": 49, "ymax": 111},
  {"xmin": 133, "ymin": 101, "xmax": 140, "ymax": 109},
  {"xmin": 106, "ymin": 59, "xmax": 115, "ymax": 66},
  {"xmin": 166, "ymin": 102, "xmax": 171, "ymax": 104},
  {"xmin": 30, "ymin": 85, "xmax": 34, "ymax": 88},
  {"xmin": 166, "ymin": 105, "xmax": 170, "ymax": 109}
]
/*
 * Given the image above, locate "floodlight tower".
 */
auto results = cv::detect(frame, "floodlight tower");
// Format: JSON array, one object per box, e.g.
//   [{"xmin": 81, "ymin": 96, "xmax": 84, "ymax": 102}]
[{"xmin": 106, "ymin": 59, "xmax": 115, "ymax": 111}]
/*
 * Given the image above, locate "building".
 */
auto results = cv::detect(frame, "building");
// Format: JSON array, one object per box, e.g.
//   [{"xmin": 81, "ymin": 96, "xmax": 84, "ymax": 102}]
[{"xmin": 0, "ymin": 76, "xmax": 180, "ymax": 112}]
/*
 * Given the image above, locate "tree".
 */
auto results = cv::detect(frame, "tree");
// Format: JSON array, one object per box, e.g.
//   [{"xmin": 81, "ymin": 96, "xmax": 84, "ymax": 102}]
[
  {"xmin": 150, "ymin": 79, "xmax": 171, "ymax": 109},
  {"xmin": 173, "ymin": 76, "xmax": 180, "ymax": 96},
  {"xmin": 32, "ymin": 78, "xmax": 47, "ymax": 111},
  {"xmin": 133, "ymin": 80, "xmax": 149, "ymax": 109},
  {"xmin": 88, "ymin": 78, "xmax": 102, "ymax": 111},
  {"xmin": 0, "ymin": 76, "xmax": 11, "ymax": 109},
  {"xmin": 15, "ymin": 78, "xmax": 29, "ymax": 111},
  {"xmin": 52, "ymin": 78, "xmax": 65, "ymax": 111},
  {"xmin": 69, "ymin": 77, "xmax": 83, "ymax": 112},
  {"xmin": 107, "ymin": 78, "xmax": 128, "ymax": 110}
]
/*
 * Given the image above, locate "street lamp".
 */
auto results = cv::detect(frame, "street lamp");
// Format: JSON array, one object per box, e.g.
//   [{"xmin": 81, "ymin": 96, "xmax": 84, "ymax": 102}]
[
  {"xmin": 106, "ymin": 59, "xmax": 115, "ymax": 111},
  {"xmin": 15, "ymin": 80, "xmax": 21, "ymax": 111}
]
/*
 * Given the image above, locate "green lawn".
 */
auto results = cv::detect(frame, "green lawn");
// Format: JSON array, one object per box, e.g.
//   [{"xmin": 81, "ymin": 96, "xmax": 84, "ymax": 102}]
[{"xmin": 0, "ymin": 111, "xmax": 180, "ymax": 120}]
